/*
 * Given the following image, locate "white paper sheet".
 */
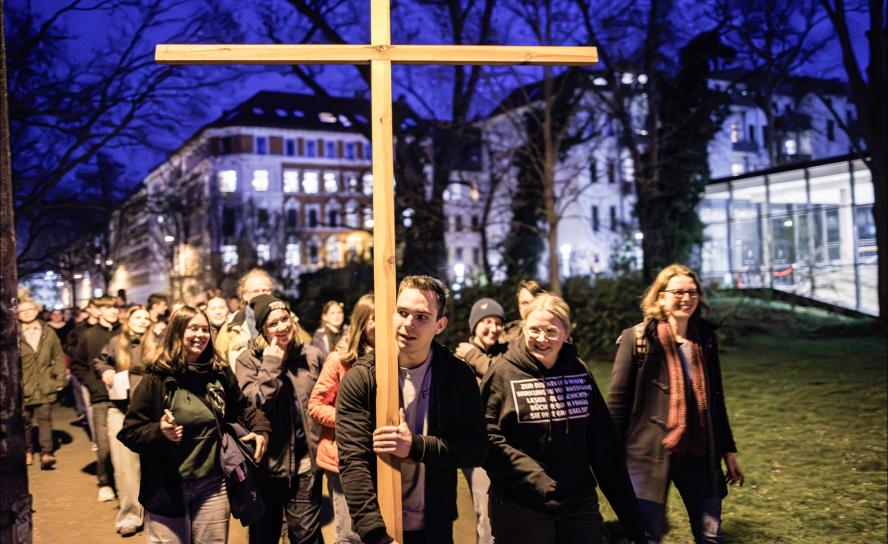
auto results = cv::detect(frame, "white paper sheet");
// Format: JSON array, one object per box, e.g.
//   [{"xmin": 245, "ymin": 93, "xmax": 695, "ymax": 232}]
[{"xmin": 107, "ymin": 370, "xmax": 130, "ymax": 400}]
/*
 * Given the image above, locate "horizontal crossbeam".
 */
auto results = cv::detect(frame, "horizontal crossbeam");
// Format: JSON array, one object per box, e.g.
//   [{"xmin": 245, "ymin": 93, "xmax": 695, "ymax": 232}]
[{"xmin": 156, "ymin": 44, "xmax": 598, "ymax": 66}]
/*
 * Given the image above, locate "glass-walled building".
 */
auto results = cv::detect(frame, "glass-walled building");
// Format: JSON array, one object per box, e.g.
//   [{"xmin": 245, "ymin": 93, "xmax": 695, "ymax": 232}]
[{"xmin": 700, "ymin": 154, "xmax": 877, "ymax": 315}]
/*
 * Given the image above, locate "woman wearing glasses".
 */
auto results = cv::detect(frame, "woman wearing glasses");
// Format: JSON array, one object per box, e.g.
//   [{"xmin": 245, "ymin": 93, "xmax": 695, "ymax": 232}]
[
  {"xmin": 609, "ymin": 264, "xmax": 743, "ymax": 544},
  {"xmin": 481, "ymin": 293, "xmax": 644, "ymax": 543}
]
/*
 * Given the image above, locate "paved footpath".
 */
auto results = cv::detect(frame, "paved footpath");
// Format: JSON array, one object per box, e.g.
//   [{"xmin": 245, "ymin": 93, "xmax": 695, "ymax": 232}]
[{"xmin": 28, "ymin": 404, "xmax": 477, "ymax": 543}]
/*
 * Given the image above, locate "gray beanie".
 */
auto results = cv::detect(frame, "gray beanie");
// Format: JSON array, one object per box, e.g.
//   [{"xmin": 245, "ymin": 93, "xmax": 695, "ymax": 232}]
[{"xmin": 469, "ymin": 298, "xmax": 506, "ymax": 335}]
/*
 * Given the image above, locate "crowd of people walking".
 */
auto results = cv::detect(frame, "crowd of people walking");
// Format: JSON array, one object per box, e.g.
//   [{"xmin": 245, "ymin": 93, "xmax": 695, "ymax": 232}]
[{"xmin": 19, "ymin": 263, "xmax": 742, "ymax": 543}]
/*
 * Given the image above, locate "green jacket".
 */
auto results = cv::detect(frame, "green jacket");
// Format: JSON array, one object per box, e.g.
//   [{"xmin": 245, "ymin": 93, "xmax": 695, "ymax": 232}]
[{"xmin": 21, "ymin": 322, "xmax": 66, "ymax": 406}]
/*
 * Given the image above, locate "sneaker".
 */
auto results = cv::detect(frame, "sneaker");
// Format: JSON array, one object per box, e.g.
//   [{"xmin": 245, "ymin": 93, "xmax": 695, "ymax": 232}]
[
  {"xmin": 90, "ymin": 442, "xmax": 98, "ymax": 452},
  {"xmin": 98, "ymin": 486, "xmax": 116, "ymax": 502},
  {"xmin": 25, "ymin": 452, "xmax": 33, "ymax": 466},
  {"xmin": 117, "ymin": 526, "xmax": 142, "ymax": 538},
  {"xmin": 40, "ymin": 453, "xmax": 57, "ymax": 470}
]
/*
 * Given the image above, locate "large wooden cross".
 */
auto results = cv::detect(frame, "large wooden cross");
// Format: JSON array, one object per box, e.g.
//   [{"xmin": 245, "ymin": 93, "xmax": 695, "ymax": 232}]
[{"xmin": 157, "ymin": 2, "xmax": 596, "ymax": 540}]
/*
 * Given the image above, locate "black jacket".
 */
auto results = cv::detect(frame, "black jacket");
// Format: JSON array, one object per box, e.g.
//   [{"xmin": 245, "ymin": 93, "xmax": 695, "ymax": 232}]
[
  {"xmin": 235, "ymin": 340, "xmax": 323, "ymax": 478},
  {"xmin": 117, "ymin": 364, "xmax": 271, "ymax": 517},
  {"xmin": 336, "ymin": 342, "xmax": 487, "ymax": 544},
  {"xmin": 481, "ymin": 338, "xmax": 644, "ymax": 540},
  {"xmin": 71, "ymin": 322, "xmax": 119, "ymax": 403},
  {"xmin": 609, "ymin": 318, "xmax": 736, "ymax": 503}
]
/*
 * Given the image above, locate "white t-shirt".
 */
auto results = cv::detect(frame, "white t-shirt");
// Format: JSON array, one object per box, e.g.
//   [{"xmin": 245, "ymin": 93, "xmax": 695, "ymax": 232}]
[{"xmin": 398, "ymin": 350, "xmax": 433, "ymax": 531}]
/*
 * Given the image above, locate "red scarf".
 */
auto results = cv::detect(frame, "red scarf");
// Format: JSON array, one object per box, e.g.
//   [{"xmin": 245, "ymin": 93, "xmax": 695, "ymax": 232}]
[{"xmin": 657, "ymin": 320, "xmax": 708, "ymax": 450}]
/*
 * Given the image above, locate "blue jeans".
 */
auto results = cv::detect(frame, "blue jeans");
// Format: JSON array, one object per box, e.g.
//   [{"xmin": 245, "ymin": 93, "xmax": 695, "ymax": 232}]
[{"xmin": 638, "ymin": 496, "xmax": 723, "ymax": 544}]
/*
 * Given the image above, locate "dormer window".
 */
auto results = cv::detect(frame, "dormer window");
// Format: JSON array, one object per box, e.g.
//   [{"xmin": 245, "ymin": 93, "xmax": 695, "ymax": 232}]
[
  {"xmin": 319, "ymin": 112, "xmax": 337, "ymax": 123},
  {"xmin": 255, "ymin": 136, "xmax": 268, "ymax": 155},
  {"xmin": 219, "ymin": 170, "xmax": 237, "ymax": 193}
]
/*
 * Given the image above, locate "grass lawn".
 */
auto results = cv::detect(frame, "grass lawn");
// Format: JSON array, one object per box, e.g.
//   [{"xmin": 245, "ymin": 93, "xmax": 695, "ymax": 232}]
[{"xmin": 589, "ymin": 333, "xmax": 888, "ymax": 543}]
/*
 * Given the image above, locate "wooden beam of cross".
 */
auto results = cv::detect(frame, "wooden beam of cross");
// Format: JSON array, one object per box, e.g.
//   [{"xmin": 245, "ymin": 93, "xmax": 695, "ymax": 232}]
[{"xmin": 156, "ymin": 2, "xmax": 596, "ymax": 540}]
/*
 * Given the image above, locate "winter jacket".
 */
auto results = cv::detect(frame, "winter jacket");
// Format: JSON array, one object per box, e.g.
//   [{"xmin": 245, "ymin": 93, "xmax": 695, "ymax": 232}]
[
  {"xmin": 307, "ymin": 349, "xmax": 353, "ymax": 473},
  {"xmin": 459, "ymin": 336, "xmax": 507, "ymax": 382},
  {"xmin": 609, "ymin": 318, "xmax": 737, "ymax": 503},
  {"xmin": 117, "ymin": 364, "xmax": 271, "ymax": 517},
  {"xmin": 310, "ymin": 325, "xmax": 347, "ymax": 359},
  {"xmin": 20, "ymin": 322, "xmax": 66, "ymax": 406},
  {"xmin": 336, "ymin": 342, "xmax": 487, "ymax": 544},
  {"xmin": 71, "ymin": 321, "xmax": 119, "ymax": 403},
  {"xmin": 92, "ymin": 332, "xmax": 149, "ymax": 400},
  {"xmin": 481, "ymin": 337, "xmax": 644, "ymax": 540},
  {"xmin": 235, "ymin": 340, "xmax": 323, "ymax": 478}
]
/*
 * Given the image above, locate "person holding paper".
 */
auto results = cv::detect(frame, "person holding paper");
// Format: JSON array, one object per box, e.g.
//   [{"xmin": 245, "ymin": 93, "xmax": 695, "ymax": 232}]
[{"xmin": 93, "ymin": 305, "xmax": 161, "ymax": 537}]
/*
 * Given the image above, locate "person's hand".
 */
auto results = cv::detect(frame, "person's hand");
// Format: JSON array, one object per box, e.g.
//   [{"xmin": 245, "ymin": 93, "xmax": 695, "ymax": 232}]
[
  {"xmin": 263, "ymin": 341, "xmax": 284, "ymax": 360},
  {"xmin": 724, "ymin": 452, "xmax": 744, "ymax": 486},
  {"xmin": 455, "ymin": 342, "xmax": 475, "ymax": 359},
  {"xmin": 101, "ymin": 369, "xmax": 115, "ymax": 386},
  {"xmin": 160, "ymin": 410, "xmax": 183, "ymax": 443},
  {"xmin": 373, "ymin": 409, "xmax": 412, "ymax": 458},
  {"xmin": 241, "ymin": 432, "xmax": 268, "ymax": 463}
]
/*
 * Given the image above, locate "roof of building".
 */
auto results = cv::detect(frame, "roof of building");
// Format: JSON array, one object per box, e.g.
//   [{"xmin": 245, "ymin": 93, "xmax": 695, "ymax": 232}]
[
  {"xmin": 207, "ymin": 90, "xmax": 373, "ymax": 133},
  {"xmin": 711, "ymin": 69, "xmax": 850, "ymax": 99},
  {"xmin": 709, "ymin": 152, "xmax": 869, "ymax": 184}
]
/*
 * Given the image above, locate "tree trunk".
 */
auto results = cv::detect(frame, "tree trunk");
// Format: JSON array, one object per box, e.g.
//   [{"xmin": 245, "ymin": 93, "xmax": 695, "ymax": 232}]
[{"xmin": 0, "ymin": 7, "xmax": 32, "ymax": 541}]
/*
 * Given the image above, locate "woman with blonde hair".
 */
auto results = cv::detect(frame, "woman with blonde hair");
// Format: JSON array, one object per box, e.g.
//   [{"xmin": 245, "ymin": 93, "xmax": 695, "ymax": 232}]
[
  {"xmin": 609, "ymin": 264, "xmax": 743, "ymax": 543},
  {"xmin": 309, "ymin": 294, "xmax": 375, "ymax": 544},
  {"xmin": 482, "ymin": 293, "xmax": 644, "ymax": 543},
  {"xmin": 118, "ymin": 306, "xmax": 270, "ymax": 544},
  {"xmin": 235, "ymin": 295, "xmax": 325, "ymax": 544}
]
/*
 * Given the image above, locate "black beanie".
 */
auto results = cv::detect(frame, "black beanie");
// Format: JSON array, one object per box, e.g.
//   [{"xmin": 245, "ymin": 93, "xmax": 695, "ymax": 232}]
[
  {"xmin": 250, "ymin": 294, "xmax": 290, "ymax": 332},
  {"xmin": 468, "ymin": 298, "xmax": 506, "ymax": 335}
]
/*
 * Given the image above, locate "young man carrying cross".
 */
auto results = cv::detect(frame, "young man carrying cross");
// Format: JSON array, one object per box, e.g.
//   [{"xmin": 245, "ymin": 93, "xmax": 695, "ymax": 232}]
[{"xmin": 336, "ymin": 275, "xmax": 487, "ymax": 544}]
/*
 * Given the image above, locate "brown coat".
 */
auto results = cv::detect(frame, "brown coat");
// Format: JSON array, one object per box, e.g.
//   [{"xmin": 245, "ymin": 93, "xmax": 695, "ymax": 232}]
[{"xmin": 21, "ymin": 323, "xmax": 66, "ymax": 406}]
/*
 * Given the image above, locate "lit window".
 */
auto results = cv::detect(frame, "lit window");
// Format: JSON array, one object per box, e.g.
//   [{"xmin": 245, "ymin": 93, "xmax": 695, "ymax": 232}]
[
  {"xmin": 324, "ymin": 172, "xmax": 338, "ymax": 193},
  {"xmin": 784, "ymin": 139, "xmax": 797, "ymax": 155},
  {"xmin": 319, "ymin": 112, "xmax": 337, "ymax": 123},
  {"xmin": 622, "ymin": 157, "xmax": 634, "ymax": 181},
  {"xmin": 257, "ymin": 244, "xmax": 270, "ymax": 264},
  {"xmin": 731, "ymin": 163, "xmax": 744, "ymax": 176},
  {"xmin": 306, "ymin": 140, "xmax": 317, "ymax": 157},
  {"xmin": 303, "ymin": 171, "xmax": 319, "ymax": 194},
  {"xmin": 362, "ymin": 174, "xmax": 373, "ymax": 195},
  {"xmin": 345, "ymin": 203, "xmax": 359, "ymax": 227},
  {"xmin": 344, "ymin": 173, "xmax": 359, "ymax": 192},
  {"xmin": 221, "ymin": 245, "xmax": 238, "ymax": 271},
  {"xmin": 345, "ymin": 142, "xmax": 356, "ymax": 160},
  {"xmin": 283, "ymin": 170, "xmax": 299, "ymax": 193},
  {"xmin": 285, "ymin": 243, "xmax": 301, "ymax": 266},
  {"xmin": 219, "ymin": 170, "xmax": 237, "ymax": 193},
  {"xmin": 255, "ymin": 136, "xmax": 268, "ymax": 155},
  {"xmin": 252, "ymin": 170, "xmax": 269, "ymax": 191},
  {"xmin": 326, "ymin": 236, "xmax": 341, "ymax": 265},
  {"xmin": 285, "ymin": 139, "xmax": 296, "ymax": 156},
  {"xmin": 730, "ymin": 123, "xmax": 740, "ymax": 143},
  {"xmin": 451, "ymin": 184, "xmax": 463, "ymax": 201},
  {"xmin": 325, "ymin": 141, "xmax": 337, "ymax": 158}
]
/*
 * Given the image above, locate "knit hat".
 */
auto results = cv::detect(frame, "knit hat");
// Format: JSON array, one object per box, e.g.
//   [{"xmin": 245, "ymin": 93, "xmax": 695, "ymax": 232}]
[
  {"xmin": 468, "ymin": 298, "xmax": 506, "ymax": 335},
  {"xmin": 250, "ymin": 294, "xmax": 290, "ymax": 332}
]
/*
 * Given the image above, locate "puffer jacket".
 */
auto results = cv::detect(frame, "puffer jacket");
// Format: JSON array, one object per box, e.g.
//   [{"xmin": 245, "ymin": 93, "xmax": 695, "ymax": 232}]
[
  {"xmin": 21, "ymin": 323, "xmax": 66, "ymax": 406},
  {"xmin": 235, "ymin": 339, "xmax": 323, "ymax": 478}
]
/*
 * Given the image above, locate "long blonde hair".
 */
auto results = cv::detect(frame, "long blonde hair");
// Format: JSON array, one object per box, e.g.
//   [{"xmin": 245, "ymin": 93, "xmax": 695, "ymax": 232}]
[
  {"xmin": 151, "ymin": 306, "xmax": 227, "ymax": 373},
  {"xmin": 640, "ymin": 263, "xmax": 706, "ymax": 322},
  {"xmin": 340, "ymin": 294, "xmax": 375, "ymax": 366}
]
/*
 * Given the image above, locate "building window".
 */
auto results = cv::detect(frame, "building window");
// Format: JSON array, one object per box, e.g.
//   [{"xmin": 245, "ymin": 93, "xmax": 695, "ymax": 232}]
[
  {"xmin": 255, "ymin": 136, "xmax": 268, "ymax": 155},
  {"xmin": 473, "ymin": 247, "xmax": 480, "ymax": 265},
  {"xmin": 308, "ymin": 209, "xmax": 319, "ymax": 228},
  {"xmin": 591, "ymin": 205, "xmax": 599, "ymax": 232},
  {"xmin": 325, "ymin": 141, "xmax": 337, "ymax": 158},
  {"xmin": 471, "ymin": 215, "xmax": 479, "ymax": 230},
  {"xmin": 221, "ymin": 245, "xmax": 238, "ymax": 271},
  {"xmin": 252, "ymin": 170, "xmax": 269, "ymax": 192},
  {"xmin": 362, "ymin": 173, "xmax": 373, "ymax": 195},
  {"xmin": 222, "ymin": 207, "xmax": 236, "ymax": 238},
  {"xmin": 285, "ymin": 139, "xmax": 296, "ymax": 156},
  {"xmin": 607, "ymin": 161, "xmax": 616, "ymax": 184},
  {"xmin": 309, "ymin": 242, "xmax": 319, "ymax": 264},
  {"xmin": 305, "ymin": 140, "xmax": 317, "ymax": 157},
  {"xmin": 344, "ymin": 173, "xmax": 359, "ymax": 192},
  {"xmin": 784, "ymin": 139, "xmax": 797, "ymax": 155},
  {"xmin": 364, "ymin": 143, "xmax": 372, "ymax": 159},
  {"xmin": 455, "ymin": 215, "xmax": 464, "ymax": 232},
  {"xmin": 622, "ymin": 157, "xmax": 634, "ymax": 181},
  {"xmin": 257, "ymin": 208, "xmax": 269, "ymax": 228},
  {"xmin": 220, "ymin": 136, "xmax": 234, "ymax": 154},
  {"xmin": 219, "ymin": 170, "xmax": 237, "ymax": 193},
  {"xmin": 345, "ymin": 142, "xmax": 356, "ymax": 159},
  {"xmin": 283, "ymin": 170, "xmax": 299, "ymax": 193},
  {"xmin": 455, "ymin": 247, "xmax": 464, "ymax": 262},
  {"xmin": 323, "ymin": 172, "xmax": 338, "ymax": 193},
  {"xmin": 730, "ymin": 123, "xmax": 740, "ymax": 143},
  {"xmin": 589, "ymin": 160, "xmax": 598, "ymax": 183},
  {"xmin": 257, "ymin": 244, "xmax": 270, "ymax": 264},
  {"xmin": 328, "ymin": 209, "xmax": 339, "ymax": 228},
  {"xmin": 610, "ymin": 206, "xmax": 618, "ymax": 231},
  {"xmin": 827, "ymin": 120, "xmax": 835, "ymax": 141},
  {"xmin": 326, "ymin": 236, "xmax": 341, "ymax": 265},
  {"xmin": 285, "ymin": 243, "xmax": 301, "ymax": 266},
  {"xmin": 303, "ymin": 171, "xmax": 319, "ymax": 194},
  {"xmin": 748, "ymin": 124, "xmax": 756, "ymax": 142},
  {"xmin": 731, "ymin": 163, "xmax": 744, "ymax": 176},
  {"xmin": 762, "ymin": 125, "xmax": 769, "ymax": 146},
  {"xmin": 286, "ymin": 209, "xmax": 298, "ymax": 229},
  {"xmin": 345, "ymin": 203, "xmax": 359, "ymax": 228}
]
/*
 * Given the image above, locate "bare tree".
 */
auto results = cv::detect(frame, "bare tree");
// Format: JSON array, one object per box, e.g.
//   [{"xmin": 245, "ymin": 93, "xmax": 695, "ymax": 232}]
[{"xmin": 818, "ymin": 0, "xmax": 886, "ymax": 322}]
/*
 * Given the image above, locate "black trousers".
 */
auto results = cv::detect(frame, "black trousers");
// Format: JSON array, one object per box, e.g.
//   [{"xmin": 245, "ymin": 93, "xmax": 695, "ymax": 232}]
[
  {"xmin": 24, "ymin": 403, "xmax": 53, "ymax": 454},
  {"xmin": 249, "ymin": 470, "xmax": 324, "ymax": 544},
  {"xmin": 489, "ymin": 489, "xmax": 604, "ymax": 544}
]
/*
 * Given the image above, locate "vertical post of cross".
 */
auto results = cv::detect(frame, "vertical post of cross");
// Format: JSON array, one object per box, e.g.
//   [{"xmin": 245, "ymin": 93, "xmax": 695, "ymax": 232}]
[{"xmin": 369, "ymin": 0, "xmax": 403, "ymax": 542}]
